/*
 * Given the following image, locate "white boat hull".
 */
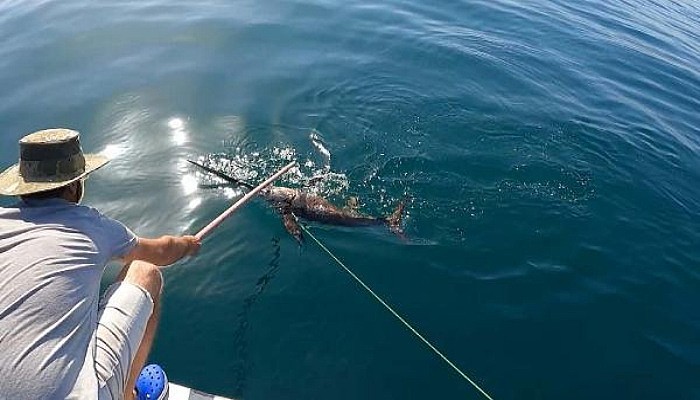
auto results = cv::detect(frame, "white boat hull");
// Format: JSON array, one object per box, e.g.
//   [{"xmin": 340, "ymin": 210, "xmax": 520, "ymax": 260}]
[{"xmin": 169, "ymin": 382, "xmax": 234, "ymax": 400}]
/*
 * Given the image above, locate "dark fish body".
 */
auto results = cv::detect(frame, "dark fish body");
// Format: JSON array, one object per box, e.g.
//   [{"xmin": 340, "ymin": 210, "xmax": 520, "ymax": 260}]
[
  {"xmin": 263, "ymin": 187, "xmax": 384, "ymax": 227},
  {"xmin": 266, "ymin": 187, "xmax": 404, "ymax": 244}
]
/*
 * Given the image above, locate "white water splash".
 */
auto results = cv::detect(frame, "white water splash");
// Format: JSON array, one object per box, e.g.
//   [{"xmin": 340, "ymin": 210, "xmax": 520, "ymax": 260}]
[{"xmin": 198, "ymin": 144, "xmax": 349, "ymax": 199}]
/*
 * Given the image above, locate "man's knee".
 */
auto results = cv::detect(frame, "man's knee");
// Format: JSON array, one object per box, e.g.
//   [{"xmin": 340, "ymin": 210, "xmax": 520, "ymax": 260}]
[{"xmin": 123, "ymin": 261, "xmax": 162, "ymax": 304}]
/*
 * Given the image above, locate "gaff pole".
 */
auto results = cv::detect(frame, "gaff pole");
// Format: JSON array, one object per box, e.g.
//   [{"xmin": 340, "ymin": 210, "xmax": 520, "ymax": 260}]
[{"xmin": 194, "ymin": 160, "xmax": 296, "ymax": 240}]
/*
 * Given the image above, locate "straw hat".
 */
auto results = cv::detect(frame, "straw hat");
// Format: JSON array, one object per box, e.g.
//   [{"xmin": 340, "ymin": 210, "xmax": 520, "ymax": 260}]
[{"xmin": 0, "ymin": 129, "xmax": 109, "ymax": 196}]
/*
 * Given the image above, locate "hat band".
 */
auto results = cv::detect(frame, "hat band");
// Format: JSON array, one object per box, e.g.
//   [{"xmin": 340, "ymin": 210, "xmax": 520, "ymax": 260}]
[
  {"xmin": 20, "ymin": 140, "xmax": 82, "ymax": 161},
  {"xmin": 19, "ymin": 153, "xmax": 86, "ymax": 182}
]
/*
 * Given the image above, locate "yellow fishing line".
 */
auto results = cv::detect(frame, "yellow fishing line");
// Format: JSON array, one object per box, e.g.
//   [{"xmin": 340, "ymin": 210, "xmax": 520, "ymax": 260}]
[{"xmin": 299, "ymin": 223, "xmax": 495, "ymax": 400}]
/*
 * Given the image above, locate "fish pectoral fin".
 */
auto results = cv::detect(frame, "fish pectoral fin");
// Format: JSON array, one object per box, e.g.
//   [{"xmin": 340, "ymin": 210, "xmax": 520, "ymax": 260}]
[{"xmin": 281, "ymin": 212, "xmax": 304, "ymax": 245}]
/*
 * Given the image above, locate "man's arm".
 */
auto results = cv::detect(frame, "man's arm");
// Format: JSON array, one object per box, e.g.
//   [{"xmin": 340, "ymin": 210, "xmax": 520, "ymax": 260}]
[{"xmin": 121, "ymin": 235, "xmax": 201, "ymax": 266}]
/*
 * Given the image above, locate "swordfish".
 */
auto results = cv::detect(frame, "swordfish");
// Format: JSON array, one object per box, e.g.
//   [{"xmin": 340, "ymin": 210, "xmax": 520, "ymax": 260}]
[{"xmin": 188, "ymin": 160, "xmax": 404, "ymax": 243}]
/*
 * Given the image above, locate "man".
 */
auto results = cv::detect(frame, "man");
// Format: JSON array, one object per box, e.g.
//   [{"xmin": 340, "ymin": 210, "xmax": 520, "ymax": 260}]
[{"xmin": 0, "ymin": 129, "xmax": 200, "ymax": 399}]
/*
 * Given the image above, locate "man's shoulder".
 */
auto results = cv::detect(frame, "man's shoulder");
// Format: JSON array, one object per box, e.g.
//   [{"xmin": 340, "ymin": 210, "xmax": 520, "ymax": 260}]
[
  {"xmin": 71, "ymin": 203, "xmax": 102, "ymax": 218},
  {"xmin": 2, "ymin": 200, "xmax": 118, "ymax": 227},
  {"xmin": 70, "ymin": 204, "xmax": 130, "ymax": 231},
  {"xmin": 35, "ymin": 201, "xmax": 102, "ymax": 220}
]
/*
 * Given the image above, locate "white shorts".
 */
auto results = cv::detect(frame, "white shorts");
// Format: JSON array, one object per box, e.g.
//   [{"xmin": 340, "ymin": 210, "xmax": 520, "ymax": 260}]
[{"xmin": 95, "ymin": 282, "xmax": 154, "ymax": 400}]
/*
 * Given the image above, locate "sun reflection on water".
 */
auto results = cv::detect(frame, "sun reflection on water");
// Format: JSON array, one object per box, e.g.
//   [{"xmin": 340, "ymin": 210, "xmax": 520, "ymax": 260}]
[
  {"xmin": 187, "ymin": 197, "xmax": 202, "ymax": 210},
  {"xmin": 99, "ymin": 143, "xmax": 127, "ymax": 160},
  {"xmin": 181, "ymin": 174, "xmax": 198, "ymax": 195},
  {"xmin": 168, "ymin": 117, "xmax": 187, "ymax": 145}
]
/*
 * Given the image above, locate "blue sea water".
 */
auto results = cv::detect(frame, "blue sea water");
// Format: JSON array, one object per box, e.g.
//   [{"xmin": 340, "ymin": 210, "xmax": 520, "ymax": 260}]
[{"xmin": 1, "ymin": 0, "xmax": 699, "ymax": 398}]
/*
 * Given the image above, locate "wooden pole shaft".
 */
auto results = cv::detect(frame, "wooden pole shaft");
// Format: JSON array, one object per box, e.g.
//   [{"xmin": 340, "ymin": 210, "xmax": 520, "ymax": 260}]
[{"xmin": 194, "ymin": 161, "xmax": 296, "ymax": 240}]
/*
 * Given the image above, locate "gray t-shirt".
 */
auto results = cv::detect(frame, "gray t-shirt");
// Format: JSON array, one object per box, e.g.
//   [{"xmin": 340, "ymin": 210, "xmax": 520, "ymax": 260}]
[{"xmin": 0, "ymin": 198, "xmax": 137, "ymax": 399}]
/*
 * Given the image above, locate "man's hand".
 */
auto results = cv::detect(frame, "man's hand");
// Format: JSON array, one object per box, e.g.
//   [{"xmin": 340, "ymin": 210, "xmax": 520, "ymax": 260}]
[
  {"xmin": 122, "ymin": 235, "xmax": 202, "ymax": 266},
  {"xmin": 177, "ymin": 235, "xmax": 201, "ymax": 257}
]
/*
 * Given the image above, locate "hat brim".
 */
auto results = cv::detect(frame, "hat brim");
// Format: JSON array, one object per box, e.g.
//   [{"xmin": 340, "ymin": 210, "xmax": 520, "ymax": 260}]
[{"xmin": 0, "ymin": 154, "xmax": 109, "ymax": 196}]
